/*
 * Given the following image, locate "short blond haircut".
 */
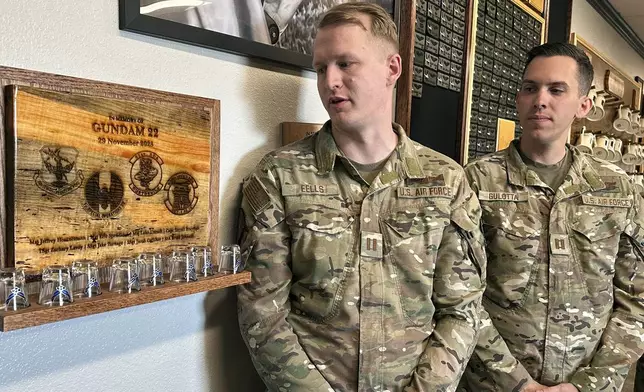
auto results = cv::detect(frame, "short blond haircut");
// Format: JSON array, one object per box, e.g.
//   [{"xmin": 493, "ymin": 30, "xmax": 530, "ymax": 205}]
[{"xmin": 318, "ymin": 2, "xmax": 399, "ymax": 52}]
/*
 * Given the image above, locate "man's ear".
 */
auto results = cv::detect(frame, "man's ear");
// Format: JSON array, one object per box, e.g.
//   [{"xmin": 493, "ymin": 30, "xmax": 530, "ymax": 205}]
[
  {"xmin": 386, "ymin": 53, "xmax": 402, "ymax": 86},
  {"xmin": 576, "ymin": 94, "xmax": 593, "ymax": 119}
]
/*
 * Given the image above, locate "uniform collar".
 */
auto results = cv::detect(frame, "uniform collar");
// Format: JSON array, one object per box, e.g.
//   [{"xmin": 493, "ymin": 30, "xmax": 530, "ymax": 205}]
[
  {"xmin": 506, "ymin": 139, "xmax": 605, "ymax": 193},
  {"xmin": 315, "ymin": 121, "xmax": 426, "ymax": 180}
]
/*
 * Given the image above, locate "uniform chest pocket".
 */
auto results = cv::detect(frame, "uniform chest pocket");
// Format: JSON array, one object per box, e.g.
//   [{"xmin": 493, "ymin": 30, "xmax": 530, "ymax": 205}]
[
  {"xmin": 382, "ymin": 203, "xmax": 451, "ymax": 252},
  {"xmin": 569, "ymin": 207, "xmax": 624, "ymax": 297},
  {"xmin": 382, "ymin": 203, "xmax": 450, "ymax": 326},
  {"xmin": 483, "ymin": 210, "xmax": 542, "ymax": 309},
  {"xmin": 285, "ymin": 202, "xmax": 354, "ymax": 321}
]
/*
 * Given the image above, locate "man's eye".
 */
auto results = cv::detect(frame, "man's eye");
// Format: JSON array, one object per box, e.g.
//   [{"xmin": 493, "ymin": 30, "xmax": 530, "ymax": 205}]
[{"xmin": 339, "ymin": 62, "xmax": 349, "ymax": 68}]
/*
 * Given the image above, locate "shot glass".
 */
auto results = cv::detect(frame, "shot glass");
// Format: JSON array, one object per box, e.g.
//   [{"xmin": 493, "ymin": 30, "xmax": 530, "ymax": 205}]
[
  {"xmin": 169, "ymin": 248, "xmax": 197, "ymax": 282},
  {"xmin": 191, "ymin": 246, "xmax": 215, "ymax": 277},
  {"xmin": 72, "ymin": 260, "xmax": 101, "ymax": 298},
  {"xmin": 39, "ymin": 265, "xmax": 73, "ymax": 306},
  {"xmin": 109, "ymin": 258, "xmax": 141, "ymax": 293},
  {"xmin": 138, "ymin": 252, "xmax": 164, "ymax": 286},
  {"xmin": 0, "ymin": 267, "xmax": 29, "ymax": 311},
  {"xmin": 218, "ymin": 244, "xmax": 242, "ymax": 274}
]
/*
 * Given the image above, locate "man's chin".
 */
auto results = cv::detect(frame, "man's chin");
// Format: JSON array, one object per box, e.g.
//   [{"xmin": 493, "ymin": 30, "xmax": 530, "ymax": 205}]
[
  {"xmin": 521, "ymin": 128, "xmax": 567, "ymax": 145},
  {"xmin": 330, "ymin": 114, "xmax": 357, "ymax": 129}
]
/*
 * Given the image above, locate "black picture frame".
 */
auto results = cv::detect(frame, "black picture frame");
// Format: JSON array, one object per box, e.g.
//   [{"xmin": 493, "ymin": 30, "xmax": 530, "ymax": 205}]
[{"xmin": 119, "ymin": 1, "xmax": 397, "ymax": 71}]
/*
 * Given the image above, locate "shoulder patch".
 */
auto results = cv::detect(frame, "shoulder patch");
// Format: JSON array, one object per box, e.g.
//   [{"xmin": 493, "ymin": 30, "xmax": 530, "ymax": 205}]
[{"xmin": 243, "ymin": 175, "xmax": 271, "ymax": 216}]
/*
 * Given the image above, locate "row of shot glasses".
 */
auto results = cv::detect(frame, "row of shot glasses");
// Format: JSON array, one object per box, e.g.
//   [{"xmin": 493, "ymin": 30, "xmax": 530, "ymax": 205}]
[{"xmin": 0, "ymin": 244, "xmax": 242, "ymax": 311}]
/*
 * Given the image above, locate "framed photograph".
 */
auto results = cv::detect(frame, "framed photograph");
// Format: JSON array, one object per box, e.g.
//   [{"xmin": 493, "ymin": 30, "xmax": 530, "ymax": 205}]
[{"xmin": 120, "ymin": 0, "xmax": 397, "ymax": 70}]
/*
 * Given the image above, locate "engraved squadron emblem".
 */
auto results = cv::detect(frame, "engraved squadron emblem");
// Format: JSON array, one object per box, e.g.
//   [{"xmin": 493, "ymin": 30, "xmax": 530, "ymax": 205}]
[
  {"xmin": 164, "ymin": 172, "xmax": 198, "ymax": 215},
  {"xmin": 34, "ymin": 145, "xmax": 83, "ymax": 196},
  {"xmin": 82, "ymin": 171, "xmax": 125, "ymax": 219},
  {"xmin": 129, "ymin": 151, "xmax": 164, "ymax": 196}
]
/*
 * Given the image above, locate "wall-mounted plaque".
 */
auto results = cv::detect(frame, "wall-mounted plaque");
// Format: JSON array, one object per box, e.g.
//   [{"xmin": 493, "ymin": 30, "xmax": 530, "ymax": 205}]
[
  {"xmin": 281, "ymin": 122, "xmax": 323, "ymax": 146},
  {"xmin": 4, "ymin": 83, "xmax": 217, "ymax": 273}
]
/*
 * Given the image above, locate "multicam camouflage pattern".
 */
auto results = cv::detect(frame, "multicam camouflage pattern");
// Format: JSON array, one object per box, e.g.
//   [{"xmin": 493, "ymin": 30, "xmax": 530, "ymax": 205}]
[
  {"xmin": 460, "ymin": 140, "xmax": 644, "ymax": 392},
  {"xmin": 237, "ymin": 122, "xmax": 486, "ymax": 392}
]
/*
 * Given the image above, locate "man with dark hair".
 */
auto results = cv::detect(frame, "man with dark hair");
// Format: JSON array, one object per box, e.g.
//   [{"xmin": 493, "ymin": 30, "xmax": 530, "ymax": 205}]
[
  {"xmin": 237, "ymin": 2, "xmax": 486, "ymax": 391},
  {"xmin": 460, "ymin": 42, "xmax": 644, "ymax": 392},
  {"xmin": 524, "ymin": 43, "xmax": 595, "ymax": 95}
]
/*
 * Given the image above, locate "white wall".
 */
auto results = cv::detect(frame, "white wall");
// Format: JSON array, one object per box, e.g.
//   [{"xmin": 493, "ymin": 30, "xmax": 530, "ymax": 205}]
[
  {"xmin": 0, "ymin": 1, "xmax": 329, "ymax": 391},
  {"xmin": 571, "ymin": 0, "xmax": 644, "ymax": 80}
]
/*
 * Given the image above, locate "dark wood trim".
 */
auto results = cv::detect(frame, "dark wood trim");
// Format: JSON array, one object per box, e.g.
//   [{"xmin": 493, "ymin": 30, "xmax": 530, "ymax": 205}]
[
  {"xmin": 542, "ymin": 0, "xmax": 551, "ymax": 40},
  {"xmin": 1, "ymin": 86, "xmax": 12, "ymax": 266},
  {"xmin": 546, "ymin": 0, "xmax": 572, "ymax": 43},
  {"xmin": 636, "ymin": 76, "xmax": 644, "ymax": 112},
  {"xmin": 586, "ymin": 0, "xmax": 644, "ymax": 60},
  {"xmin": 394, "ymin": 0, "xmax": 414, "ymax": 135},
  {"xmin": 458, "ymin": 0, "xmax": 477, "ymax": 164}
]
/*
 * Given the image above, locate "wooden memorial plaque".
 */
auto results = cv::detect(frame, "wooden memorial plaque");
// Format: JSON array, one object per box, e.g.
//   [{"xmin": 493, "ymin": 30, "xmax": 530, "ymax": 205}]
[{"xmin": 5, "ymin": 84, "xmax": 216, "ymax": 273}]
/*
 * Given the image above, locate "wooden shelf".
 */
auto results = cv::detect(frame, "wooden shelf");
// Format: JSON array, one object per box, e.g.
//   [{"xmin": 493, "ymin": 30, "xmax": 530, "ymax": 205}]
[{"xmin": 0, "ymin": 271, "xmax": 250, "ymax": 332}]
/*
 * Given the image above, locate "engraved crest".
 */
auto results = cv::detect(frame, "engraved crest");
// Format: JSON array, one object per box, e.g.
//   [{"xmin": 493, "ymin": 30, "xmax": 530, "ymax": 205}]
[
  {"xmin": 164, "ymin": 172, "xmax": 198, "ymax": 215},
  {"xmin": 129, "ymin": 151, "xmax": 164, "ymax": 196},
  {"xmin": 82, "ymin": 171, "xmax": 126, "ymax": 219},
  {"xmin": 34, "ymin": 145, "xmax": 83, "ymax": 196}
]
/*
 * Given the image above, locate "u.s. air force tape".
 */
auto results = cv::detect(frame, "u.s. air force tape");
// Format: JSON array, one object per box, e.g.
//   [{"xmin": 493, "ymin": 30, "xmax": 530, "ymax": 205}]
[
  {"xmin": 397, "ymin": 186, "xmax": 452, "ymax": 198},
  {"xmin": 581, "ymin": 194, "xmax": 631, "ymax": 208}
]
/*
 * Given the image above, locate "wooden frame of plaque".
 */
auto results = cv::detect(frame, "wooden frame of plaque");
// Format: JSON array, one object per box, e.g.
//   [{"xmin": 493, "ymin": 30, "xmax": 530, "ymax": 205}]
[{"xmin": 0, "ymin": 66, "xmax": 220, "ymax": 277}]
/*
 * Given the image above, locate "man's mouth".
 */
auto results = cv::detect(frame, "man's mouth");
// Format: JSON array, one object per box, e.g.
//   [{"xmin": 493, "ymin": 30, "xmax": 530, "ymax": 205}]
[
  {"xmin": 329, "ymin": 96, "xmax": 348, "ymax": 105},
  {"xmin": 528, "ymin": 115, "xmax": 552, "ymax": 121}
]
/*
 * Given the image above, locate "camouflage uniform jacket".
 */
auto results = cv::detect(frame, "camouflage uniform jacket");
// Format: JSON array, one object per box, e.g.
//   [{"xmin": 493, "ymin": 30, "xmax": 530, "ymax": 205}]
[
  {"xmin": 237, "ymin": 122, "xmax": 487, "ymax": 392},
  {"xmin": 461, "ymin": 140, "xmax": 644, "ymax": 391}
]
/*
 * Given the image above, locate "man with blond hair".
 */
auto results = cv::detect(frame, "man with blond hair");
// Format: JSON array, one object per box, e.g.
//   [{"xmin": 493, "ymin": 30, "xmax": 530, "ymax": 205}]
[{"xmin": 237, "ymin": 2, "xmax": 486, "ymax": 391}]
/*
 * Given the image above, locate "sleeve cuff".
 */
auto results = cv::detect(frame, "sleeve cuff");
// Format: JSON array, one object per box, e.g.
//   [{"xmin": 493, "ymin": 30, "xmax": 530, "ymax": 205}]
[{"xmin": 487, "ymin": 358, "xmax": 534, "ymax": 390}]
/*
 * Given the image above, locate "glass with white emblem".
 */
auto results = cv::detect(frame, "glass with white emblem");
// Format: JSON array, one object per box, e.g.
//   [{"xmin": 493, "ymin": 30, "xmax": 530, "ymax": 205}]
[
  {"xmin": 109, "ymin": 258, "xmax": 141, "ymax": 293},
  {"xmin": 169, "ymin": 247, "xmax": 197, "ymax": 282},
  {"xmin": 218, "ymin": 244, "xmax": 242, "ymax": 274},
  {"xmin": 138, "ymin": 252, "xmax": 164, "ymax": 286},
  {"xmin": 39, "ymin": 265, "xmax": 74, "ymax": 306},
  {"xmin": 72, "ymin": 260, "xmax": 101, "ymax": 298},
  {"xmin": 0, "ymin": 267, "xmax": 30, "ymax": 311},
  {"xmin": 191, "ymin": 246, "xmax": 215, "ymax": 277}
]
